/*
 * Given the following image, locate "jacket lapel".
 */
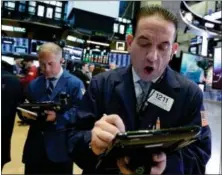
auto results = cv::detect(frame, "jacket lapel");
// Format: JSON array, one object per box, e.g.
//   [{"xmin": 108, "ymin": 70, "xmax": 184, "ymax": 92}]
[
  {"xmin": 115, "ymin": 67, "xmax": 137, "ymax": 130},
  {"xmin": 33, "ymin": 76, "xmax": 47, "ymax": 102},
  {"xmin": 139, "ymin": 66, "xmax": 181, "ymax": 129}
]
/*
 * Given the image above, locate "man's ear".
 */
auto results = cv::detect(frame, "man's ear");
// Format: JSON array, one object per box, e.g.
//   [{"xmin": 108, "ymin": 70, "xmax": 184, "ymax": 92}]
[
  {"xmin": 126, "ymin": 34, "xmax": 134, "ymax": 53},
  {"xmin": 170, "ymin": 43, "xmax": 179, "ymax": 61},
  {"xmin": 60, "ymin": 58, "xmax": 64, "ymax": 64},
  {"xmin": 172, "ymin": 42, "xmax": 179, "ymax": 55}
]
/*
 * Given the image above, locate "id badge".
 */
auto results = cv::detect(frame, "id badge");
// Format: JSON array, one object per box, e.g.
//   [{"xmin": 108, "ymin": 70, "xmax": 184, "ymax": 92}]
[{"xmin": 148, "ymin": 90, "xmax": 174, "ymax": 111}]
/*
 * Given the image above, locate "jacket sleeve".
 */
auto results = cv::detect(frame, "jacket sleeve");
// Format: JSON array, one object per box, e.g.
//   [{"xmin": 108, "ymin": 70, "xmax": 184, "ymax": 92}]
[
  {"xmin": 17, "ymin": 82, "xmax": 36, "ymax": 125},
  {"xmin": 55, "ymin": 80, "xmax": 85, "ymax": 129},
  {"xmin": 68, "ymin": 77, "xmax": 103, "ymax": 170},
  {"xmin": 164, "ymin": 86, "xmax": 211, "ymax": 174}
]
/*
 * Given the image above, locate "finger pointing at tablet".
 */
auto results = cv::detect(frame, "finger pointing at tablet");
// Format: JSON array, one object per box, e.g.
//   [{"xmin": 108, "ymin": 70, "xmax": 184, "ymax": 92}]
[{"xmin": 90, "ymin": 114, "xmax": 125, "ymax": 155}]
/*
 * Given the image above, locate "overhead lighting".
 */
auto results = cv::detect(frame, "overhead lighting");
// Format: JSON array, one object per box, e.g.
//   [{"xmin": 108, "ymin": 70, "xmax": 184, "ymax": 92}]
[
  {"xmin": 205, "ymin": 22, "xmax": 215, "ymax": 28},
  {"xmin": 118, "ymin": 17, "xmax": 123, "ymax": 22},
  {"xmin": 2, "ymin": 25, "xmax": 13, "ymax": 31},
  {"xmin": 123, "ymin": 18, "xmax": 127, "ymax": 23},
  {"xmin": 66, "ymin": 35, "xmax": 85, "ymax": 44},
  {"xmin": 86, "ymin": 40, "xmax": 110, "ymax": 47},
  {"xmin": 2, "ymin": 25, "xmax": 26, "ymax": 32},
  {"xmin": 113, "ymin": 23, "xmax": 118, "ymax": 33},
  {"xmin": 67, "ymin": 35, "xmax": 77, "ymax": 41},
  {"xmin": 76, "ymin": 38, "xmax": 85, "ymax": 44},
  {"xmin": 14, "ymin": 27, "xmax": 26, "ymax": 32},
  {"xmin": 214, "ymin": 37, "xmax": 220, "ymax": 41},
  {"xmin": 3, "ymin": 40, "xmax": 13, "ymax": 44}
]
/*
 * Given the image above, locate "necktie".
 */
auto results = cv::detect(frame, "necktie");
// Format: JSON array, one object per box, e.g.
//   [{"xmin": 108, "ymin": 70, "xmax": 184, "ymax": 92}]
[
  {"xmin": 136, "ymin": 80, "xmax": 151, "ymax": 112},
  {"xmin": 47, "ymin": 77, "xmax": 56, "ymax": 98}
]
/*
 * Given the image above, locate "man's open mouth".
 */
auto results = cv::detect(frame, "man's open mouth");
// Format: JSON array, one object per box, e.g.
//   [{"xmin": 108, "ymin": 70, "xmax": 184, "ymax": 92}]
[{"xmin": 144, "ymin": 66, "xmax": 154, "ymax": 74}]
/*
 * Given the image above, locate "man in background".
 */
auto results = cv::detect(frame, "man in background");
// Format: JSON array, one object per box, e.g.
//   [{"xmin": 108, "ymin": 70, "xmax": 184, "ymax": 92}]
[
  {"xmin": 13, "ymin": 59, "xmax": 23, "ymax": 74},
  {"xmin": 21, "ymin": 42, "xmax": 84, "ymax": 174},
  {"xmin": 19, "ymin": 59, "xmax": 38, "ymax": 88},
  {"xmin": 73, "ymin": 62, "xmax": 90, "ymax": 89},
  {"xmin": 109, "ymin": 62, "xmax": 117, "ymax": 70},
  {"xmin": 2, "ymin": 61, "xmax": 23, "ymax": 169},
  {"xmin": 87, "ymin": 64, "xmax": 95, "ymax": 79}
]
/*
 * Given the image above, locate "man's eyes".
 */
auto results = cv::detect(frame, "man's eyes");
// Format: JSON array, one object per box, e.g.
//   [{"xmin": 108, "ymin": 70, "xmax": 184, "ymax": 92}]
[
  {"xmin": 138, "ymin": 39, "xmax": 170, "ymax": 51},
  {"xmin": 138, "ymin": 40, "xmax": 151, "ymax": 46},
  {"xmin": 159, "ymin": 43, "xmax": 170, "ymax": 50},
  {"xmin": 40, "ymin": 62, "xmax": 54, "ymax": 66}
]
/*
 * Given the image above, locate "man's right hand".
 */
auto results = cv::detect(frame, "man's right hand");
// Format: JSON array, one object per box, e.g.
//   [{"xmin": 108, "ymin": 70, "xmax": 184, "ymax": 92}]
[{"xmin": 90, "ymin": 114, "xmax": 125, "ymax": 155}]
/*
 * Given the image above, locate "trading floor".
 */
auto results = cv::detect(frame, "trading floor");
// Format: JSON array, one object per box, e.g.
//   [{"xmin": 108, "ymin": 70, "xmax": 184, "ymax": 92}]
[
  {"xmin": 2, "ymin": 100, "xmax": 221, "ymax": 174},
  {"xmin": 2, "ymin": 116, "xmax": 82, "ymax": 174}
]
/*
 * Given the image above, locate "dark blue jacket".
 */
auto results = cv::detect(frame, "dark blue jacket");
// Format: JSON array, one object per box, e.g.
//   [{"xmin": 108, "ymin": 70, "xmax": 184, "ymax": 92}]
[
  {"xmin": 22, "ymin": 70, "xmax": 84, "ymax": 163},
  {"xmin": 2, "ymin": 70, "xmax": 23, "ymax": 168},
  {"xmin": 68, "ymin": 66, "xmax": 211, "ymax": 174}
]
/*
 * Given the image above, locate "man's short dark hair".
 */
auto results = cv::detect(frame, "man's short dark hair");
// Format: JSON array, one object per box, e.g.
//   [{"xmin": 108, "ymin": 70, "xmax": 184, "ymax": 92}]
[
  {"xmin": 132, "ymin": 5, "xmax": 178, "ymax": 40},
  {"xmin": 81, "ymin": 62, "xmax": 88, "ymax": 68}
]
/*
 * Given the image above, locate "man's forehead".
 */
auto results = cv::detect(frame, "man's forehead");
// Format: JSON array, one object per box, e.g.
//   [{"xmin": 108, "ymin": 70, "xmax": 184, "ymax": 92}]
[
  {"xmin": 39, "ymin": 52, "xmax": 59, "ymax": 59},
  {"xmin": 39, "ymin": 57, "xmax": 57, "ymax": 63},
  {"xmin": 136, "ymin": 16, "xmax": 176, "ymax": 39}
]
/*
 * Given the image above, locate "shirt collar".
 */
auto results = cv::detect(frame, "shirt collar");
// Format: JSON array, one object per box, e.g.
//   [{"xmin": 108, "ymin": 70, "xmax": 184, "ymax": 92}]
[
  {"xmin": 132, "ymin": 67, "xmax": 140, "ymax": 83},
  {"xmin": 132, "ymin": 67, "xmax": 160, "ymax": 83}
]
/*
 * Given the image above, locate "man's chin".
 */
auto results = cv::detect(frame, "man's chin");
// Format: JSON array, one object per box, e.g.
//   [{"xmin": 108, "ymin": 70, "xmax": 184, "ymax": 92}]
[
  {"xmin": 140, "ymin": 75, "xmax": 153, "ymax": 82},
  {"xmin": 140, "ymin": 73, "xmax": 158, "ymax": 82},
  {"xmin": 45, "ymin": 75, "xmax": 53, "ymax": 78}
]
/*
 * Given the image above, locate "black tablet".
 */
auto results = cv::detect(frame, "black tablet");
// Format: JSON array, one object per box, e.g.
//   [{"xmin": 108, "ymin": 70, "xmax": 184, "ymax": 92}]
[
  {"xmin": 96, "ymin": 126, "xmax": 201, "ymax": 169},
  {"xmin": 112, "ymin": 125, "xmax": 201, "ymax": 151},
  {"xmin": 19, "ymin": 102, "xmax": 61, "ymax": 112}
]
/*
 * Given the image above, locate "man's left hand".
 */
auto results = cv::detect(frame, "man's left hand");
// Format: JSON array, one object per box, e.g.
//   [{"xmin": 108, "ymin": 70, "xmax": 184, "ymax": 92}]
[
  {"xmin": 117, "ymin": 152, "xmax": 167, "ymax": 175},
  {"xmin": 44, "ymin": 110, "xmax": 56, "ymax": 122},
  {"xmin": 150, "ymin": 152, "xmax": 166, "ymax": 174}
]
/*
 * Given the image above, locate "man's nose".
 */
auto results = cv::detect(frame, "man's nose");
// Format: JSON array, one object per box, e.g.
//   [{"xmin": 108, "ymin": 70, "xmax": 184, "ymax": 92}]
[
  {"xmin": 45, "ymin": 65, "xmax": 50, "ymax": 72},
  {"xmin": 146, "ymin": 47, "xmax": 158, "ymax": 62}
]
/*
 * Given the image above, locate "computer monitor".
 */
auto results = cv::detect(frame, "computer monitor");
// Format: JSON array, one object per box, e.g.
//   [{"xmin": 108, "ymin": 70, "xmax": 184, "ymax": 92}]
[
  {"xmin": 109, "ymin": 52, "xmax": 130, "ymax": 67},
  {"xmin": 37, "ymin": 5, "xmax": 45, "ymax": 17},
  {"xmin": 46, "ymin": 7, "xmax": 53, "ymax": 19},
  {"xmin": 30, "ymin": 40, "xmax": 46, "ymax": 55},
  {"xmin": 180, "ymin": 52, "xmax": 206, "ymax": 83},
  {"xmin": 63, "ymin": 46, "xmax": 83, "ymax": 61},
  {"xmin": 212, "ymin": 47, "xmax": 222, "ymax": 89},
  {"xmin": 1, "ymin": 37, "xmax": 29, "ymax": 54}
]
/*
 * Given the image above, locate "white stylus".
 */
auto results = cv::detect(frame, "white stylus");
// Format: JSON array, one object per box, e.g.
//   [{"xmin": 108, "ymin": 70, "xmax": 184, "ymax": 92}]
[{"xmin": 17, "ymin": 107, "xmax": 38, "ymax": 117}]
